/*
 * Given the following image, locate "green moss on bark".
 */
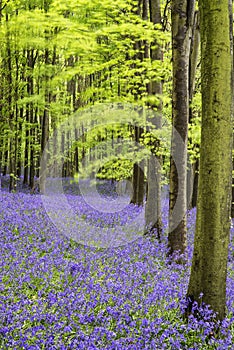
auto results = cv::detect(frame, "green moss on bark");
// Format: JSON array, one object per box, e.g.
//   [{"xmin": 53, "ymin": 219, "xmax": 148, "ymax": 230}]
[{"xmin": 187, "ymin": 0, "xmax": 232, "ymax": 320}]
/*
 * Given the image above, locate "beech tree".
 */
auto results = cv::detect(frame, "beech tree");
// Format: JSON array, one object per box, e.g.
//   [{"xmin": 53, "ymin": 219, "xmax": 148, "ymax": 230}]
[
  {"xmin": 144, "ymin": 0, "xmax": 163, "ymax": 238},
  {"xmin": 230, "ymin": 0, "xmax": 234, "ymax": 219},
  {"xmin": 188, "ymin": 11, "xmax": 200, "ymax": 209},
  {"xmin": 187, "ymin": 0, "xmax": 232, "ymax": 320},
  {"xmin": 168, "ymin": 0, "xmax": 195, "ymax": 257}
]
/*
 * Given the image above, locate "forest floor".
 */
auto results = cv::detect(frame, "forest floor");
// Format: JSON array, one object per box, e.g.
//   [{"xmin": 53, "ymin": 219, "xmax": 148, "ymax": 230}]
[{"xmin": 0, "ymin": 177, "xmax": 234, "ymax": 349}]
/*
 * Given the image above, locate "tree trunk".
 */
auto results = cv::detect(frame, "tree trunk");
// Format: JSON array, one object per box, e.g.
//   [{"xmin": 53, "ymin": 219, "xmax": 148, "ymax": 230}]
[
  {"xmin": 27, "ymin": 50, "xmax": 36, "ymax": 190},
  {"xmin": 130, "ymin": 0, "xmax": 145, "ymax": 207},
  {"xmin": 23, "ymin": 110, "xmax": 30, "ymax": 185},
  {"xmin": 2, "ymin": 138, "xmax": 8, "ymax": 176},
  {"xmin": 74, "ymin": 128, "xmax": 79, "ymax": 174},
  {"xmin": 144, "ymin": 0, "xmax": 163, "ymax": 238},
  {"xmin": 40, "ymin": 47, "xmax": 50, "ymax": 194},
  {"xmin": 130, "ymin": 125, "xmax": 145, "ymax": 206},
  {"xmin": 61, "ymin": 131, "xmax": 66, "ymax": 178},
  {"xmin": 229, "ymin": 0, "xmax": 234, "ymax": 218},
  {"xmin": 16, "ymin": 105, "xmax": 23, "ymax": 179},
  {"xmin": 18, "ymin": 50, "xmax": 26, "ymax": 178},
  {"xmin": 168, "ymin": 0, "xmax": 195, "ymax": 258},
  {"xmin": 131, "ymin": 161, "xmax": 145, "ymax": 205},
  {"xmin": 187, "ymin": 0, "xmax": 232, "ymax": 321},
  {"xmin": 188, "ymin": 11, "xmax": 200, "ymax": 209},
  {"xmin": 191, "ymin": 158, "xmax": 199, "ymax": 208},
  {"xmin": 6, "ymin": 17, "xmax": 16, "ymax": 192}
]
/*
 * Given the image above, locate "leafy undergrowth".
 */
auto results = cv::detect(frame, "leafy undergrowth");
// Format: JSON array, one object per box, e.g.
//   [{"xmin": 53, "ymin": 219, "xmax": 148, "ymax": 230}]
[{"xmin": 0, "ymin": 180, "xmax": 234, "ymax": 349}]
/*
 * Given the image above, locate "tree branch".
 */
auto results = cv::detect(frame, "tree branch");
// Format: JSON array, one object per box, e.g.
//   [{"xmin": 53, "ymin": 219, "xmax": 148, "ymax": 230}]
[{"xmin": 0, "ymin": 0, "xmax": 11, "ymax": 12}]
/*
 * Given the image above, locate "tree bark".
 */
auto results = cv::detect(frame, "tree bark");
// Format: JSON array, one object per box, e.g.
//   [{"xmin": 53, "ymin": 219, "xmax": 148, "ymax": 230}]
[
  {"xmin": 187, "ymin": 0, "xmax": 232, "ymax": 321},
  {"xmin": 168, "ymin": 0, "xmax": 195, "ymax": 258},
  {"xmin": 27, "ymin": 49, "xmax": 36, "ymax": 190},
  {"xmin": 40, "ymin": 47, "xmax": 50, "ymax": 194},
  {"xmin": 191, "ymin": 158, "xmax": 199, "ymax": 208},
  {"xmin": 130, "ymin": 0, "xmax": 145, "ymax": 207},
  {"xmin": 229, "ymin": 0, "xmax": 234, "ymax": 218},
  {"xmin": 130, "ymin": 124, "xmax": 145, "ymax": 206},
  {"xmin": 188, "ymin": 11, "xmax": 200, "ymax": 209},
  {"xmin": 144, "ymin": 0, "xmax": 163, "ymax": 238},
  {"xmin": 6, "ymin": 17, "xmax": 16, "ymax": 192}
]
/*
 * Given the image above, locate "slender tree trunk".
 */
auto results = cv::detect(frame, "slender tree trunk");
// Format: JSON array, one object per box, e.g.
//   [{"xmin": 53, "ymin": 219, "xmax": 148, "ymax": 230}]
[
  {"xmin": 130, "ymin": 124, "xmax": 145, "ymax": 206},
  {"xmin": 0, "ymin": 1, "xmax": 3, "ymax": 23},
  {"xmin": 168, "ymin": 0, "xmax": 195, "ymax": 258},
  {"xmin": 23, "ymin": 50, "xmax": 30, "ymax": 185},
  {"xmin": 130, "ymin": 0, "xmax": 145, "ymax": 207},
  {"xmin": 6, "ymin": 17, "xmax": 16, "ymax": 192},
  {"xmin": 187, "ymin": 0, "xmax": 232, "ymax": 321},
  {"xmin": 191, "ymin": 158, "xmax": 199, "ymax": 208},
  {"xmin": 66, "ymin": 130, "xmax": 72, "ymax": 177},
  {"xmin": 17, "ymin": 50, "xmax": 26, "ymax": 178},
  {"xmin": 40, "ymin": 3, "xmax": 51, "ymax": 191},
  {"xmin": 3, "ymin": 138, "xmax": 8, "ymax": 176},
  {"xmin": 40, "ymin": 47, "xmax": 50, "ymax": 193},
  {"xmin": 145, "ymin": 0, "xmax": 163, "ymax": 238},
  {"xmin": 189, "ymin": 11, "xmax": 200, "ymax": 112},
  {"xmin": 188, "ymin": 11, "xmax": 200, "ymax": 209},
  {"xmin": 27, "ymin": 50, "xmax": 36, "ymax": 190},
  {"xmin": 74, "ymin": 128, "xmax": 79, "ymax": 174},
  {"xmin": 16, "ymin": 116, "xmax": 23, "ymax": 178},
  {"xmin": 61, "ymin": 131, "xmax": 66, "ymax": 178},
  {"xmin": 16, "ymin": 79, "xmax": 23, "ymax": 178},
  {"xmin": 23, "ymin": 109, "xmax": 30, "ymax": 185}
]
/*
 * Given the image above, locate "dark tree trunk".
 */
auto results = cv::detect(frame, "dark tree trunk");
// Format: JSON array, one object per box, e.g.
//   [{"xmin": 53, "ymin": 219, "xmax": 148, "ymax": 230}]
[
  {"xmin": 23, "ymin": 111, "xmax": 30, "ymax": 185},
  {"xmin": 128, "ymin": 0, "xmax": 146, "ymax": 207},
  {"xmin": 168, "ymin": 0, "xmax": 195, "ymax": 259},
  {"xmin": 130, "ymin": 125, "xmax": 145, "ymax": 206},
  {"xmin": 74, "ymin": 128, "xmax": 79, "ymax": 174},
  {"xmin": 3, "ymin": 140, "xmax": 8, "ymax": 176},
  {"xmin": 191, "ymin": 158, "xmax": 199, "ymax": 208}
]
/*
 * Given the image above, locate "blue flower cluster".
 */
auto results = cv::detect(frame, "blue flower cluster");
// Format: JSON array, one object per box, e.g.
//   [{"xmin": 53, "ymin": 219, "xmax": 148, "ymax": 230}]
[{"xmin": 0, "ymin": 182, "xmax": 234, "ymax": 349}]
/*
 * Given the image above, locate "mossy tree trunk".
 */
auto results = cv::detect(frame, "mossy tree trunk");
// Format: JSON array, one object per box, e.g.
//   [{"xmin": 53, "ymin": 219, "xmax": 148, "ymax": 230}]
[
  {"xmin": 187, "ymin": 0, "xmax": 232, "ymax": 321},
  {"xmin": 229, "ymin": 0, "xmax": 234, "ymax": 218},
  {"xmin": 168, "ymin": 0, "xmax": 195, "ymax": 257}
]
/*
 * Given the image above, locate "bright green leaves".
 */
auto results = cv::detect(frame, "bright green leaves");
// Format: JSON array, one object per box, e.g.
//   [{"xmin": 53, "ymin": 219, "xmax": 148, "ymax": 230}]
[{"xmin": 97, "ymin": 158, "xmax": 133, "ymax": 181}]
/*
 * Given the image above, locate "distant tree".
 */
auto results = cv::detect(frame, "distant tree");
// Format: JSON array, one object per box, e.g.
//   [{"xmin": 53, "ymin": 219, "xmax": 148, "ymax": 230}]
[{"xmin": 187, "ymin": 0, "xmax": 232, "ymax": 320}]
